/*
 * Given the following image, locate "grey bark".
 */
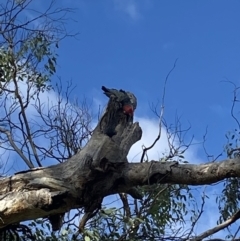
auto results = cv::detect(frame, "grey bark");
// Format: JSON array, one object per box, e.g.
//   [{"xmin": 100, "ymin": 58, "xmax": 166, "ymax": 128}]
[{"xmin": 0, "ymin": 88, "xmax": 239, "ymax": 230}]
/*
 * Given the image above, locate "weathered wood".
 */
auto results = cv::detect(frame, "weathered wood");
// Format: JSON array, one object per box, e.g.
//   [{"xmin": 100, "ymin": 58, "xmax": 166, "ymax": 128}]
[
  {"xmin": 123, "ymin": 158, "xmax": 240, "ymax": 185},
  {"xmin": 1, "ymin": 155, "xmax": 240, "ymax": 228},
  {"xmin": 0, "ymin": 87, "xmax": 240, "ymax": 230},
  {"xmin": 0, "ymin": 87, "xmax": 142, "ymax": 228}
]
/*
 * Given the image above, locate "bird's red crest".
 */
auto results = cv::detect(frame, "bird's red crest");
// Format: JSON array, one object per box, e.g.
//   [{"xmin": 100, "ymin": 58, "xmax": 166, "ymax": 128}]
[{"xmin": 123, "ymin": 105, "xmax": 134, "ymax": 116}]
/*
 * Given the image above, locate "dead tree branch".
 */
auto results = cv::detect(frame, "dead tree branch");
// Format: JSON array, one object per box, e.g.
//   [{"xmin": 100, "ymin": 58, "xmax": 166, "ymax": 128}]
[{"xmin": 191, "ymin": 209, "xmax": 240, "ymax": 240}]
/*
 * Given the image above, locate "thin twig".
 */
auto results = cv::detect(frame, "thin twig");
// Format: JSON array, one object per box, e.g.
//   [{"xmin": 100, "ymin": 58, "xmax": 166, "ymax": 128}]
[
  {"xmin": 0, "ymin": 127, "xmax": 34, "ymax": 168},
  {"xmin": 187, "ymin": 187, "xmax": 206, "ymax": 239},
  {"xmin": 140, "ymin": 58, "xmax": 178, "ymax": 163}
]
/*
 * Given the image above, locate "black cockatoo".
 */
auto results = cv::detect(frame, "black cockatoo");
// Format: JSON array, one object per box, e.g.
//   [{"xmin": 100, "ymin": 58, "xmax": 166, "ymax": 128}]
[{"xmin": 102, "ymin": 86, "xmax": 137, "ymax": 116}]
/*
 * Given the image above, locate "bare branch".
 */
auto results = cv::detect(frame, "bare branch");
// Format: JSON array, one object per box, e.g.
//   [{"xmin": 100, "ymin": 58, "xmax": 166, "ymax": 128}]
[
  {"xmin": 10, "ymin": 51, "xmax": 41, "ymax": 167},
  {"xmin": 32, "ymin": 80, "xmax": 93, "ymax": 163},
  {"xmin": 191, "ymin": 209, "xmax": 240, "ymax": 240},
  {"xmin": 140, "ymin": 58, "xmax": 178, "ymax": 163},
  {"xmin": 187, "ymin": 188, "xmax": 206, "ymax": 239},
  {"xmin": 0, "ymin": 126, "xmax": 34, "ymax": 168}
]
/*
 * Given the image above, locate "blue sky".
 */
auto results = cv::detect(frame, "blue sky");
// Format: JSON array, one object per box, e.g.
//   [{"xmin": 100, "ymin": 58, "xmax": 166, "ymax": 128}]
[
  {"xmin": 51, "ymin": 0, "xmax": 240, "ymax": 161},
  {"xmin": 1, "ymin": 0, "xmax": 240, "ymax": 238}
]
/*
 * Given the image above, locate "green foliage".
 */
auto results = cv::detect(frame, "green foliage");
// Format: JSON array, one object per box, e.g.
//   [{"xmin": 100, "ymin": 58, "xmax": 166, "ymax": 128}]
[
  {"xmin": 216, "ymin": 129, "xmax": 240, "ymax": 224},
  {"xmin": 0, "ymin": 219, "xmax": 77, "ymax": 241},
  {"xmin": 65, "ymin": 183, "xmax": 197, "ymax": 241},
  {"xmin": 0, "ymin": 0, "xmax": 60, "ymax": 94},
  {"xmin": 224, "ymin": 129, "xmax": 240, "ymax": 159},
  {"xmin": 217, "ymin": 177, "xmax": 240, "ymax": 223},
  {"xmin": 1, "ymin": 190, "xmax": 193, "ymax": 241},
  {"xmin": 0, "ymin": 33, "xmax": 57, "ymax": 92},
  {"xmin": 28, "ymin": 219, "xmax": 74, "ymax": 241}
]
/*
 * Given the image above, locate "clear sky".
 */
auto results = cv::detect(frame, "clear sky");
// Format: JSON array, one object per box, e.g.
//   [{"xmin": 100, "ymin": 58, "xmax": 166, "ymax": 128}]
[{"xmin": 50, "ymin": 0, "xmax": 240, "ymax": 161}]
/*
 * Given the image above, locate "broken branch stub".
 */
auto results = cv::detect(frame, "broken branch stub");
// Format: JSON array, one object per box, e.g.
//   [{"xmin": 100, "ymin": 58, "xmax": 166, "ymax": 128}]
[
  {"xmin": 91, "ymin": 86, "xmax": 142, "ymax": 170},
  {"xmin": 0, "ymin": 86, "xmax": 142, "ymax": 229}
]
